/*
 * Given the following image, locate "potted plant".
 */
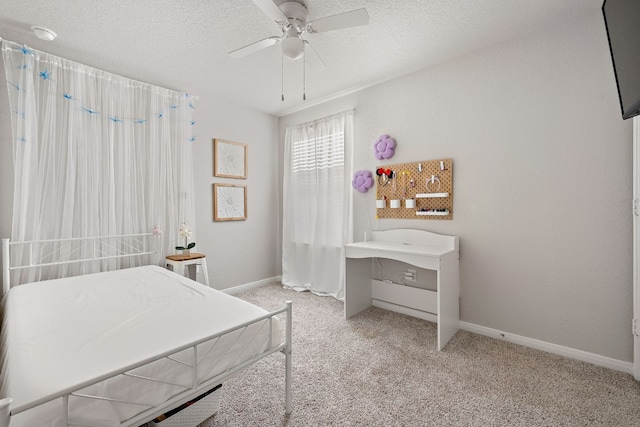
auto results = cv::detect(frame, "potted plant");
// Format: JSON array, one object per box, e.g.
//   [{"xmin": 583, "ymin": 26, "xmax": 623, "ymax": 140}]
[{"xmin": 175, "ymin": 222, "xmax": 196, "ymax": 255}]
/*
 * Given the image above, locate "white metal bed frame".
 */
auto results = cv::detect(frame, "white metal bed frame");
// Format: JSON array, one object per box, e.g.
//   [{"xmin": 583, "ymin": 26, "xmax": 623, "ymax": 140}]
[
  {"xmin": 2, "ymin": 233, "xmax": 158, "ymax": 294},
  {"xmin": 0, "ymin": 234, "xmax": 292, "ymax": 426}
]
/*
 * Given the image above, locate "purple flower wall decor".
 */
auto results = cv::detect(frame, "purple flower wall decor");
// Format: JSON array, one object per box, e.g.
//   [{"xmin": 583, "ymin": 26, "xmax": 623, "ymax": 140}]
[
  {"xmin": 373, "ymin": 134, "xmax": 396, "ymax": 160},
  {"xmin": 352, "ymin": 170, "xmax": 374, "ymax": 193}
]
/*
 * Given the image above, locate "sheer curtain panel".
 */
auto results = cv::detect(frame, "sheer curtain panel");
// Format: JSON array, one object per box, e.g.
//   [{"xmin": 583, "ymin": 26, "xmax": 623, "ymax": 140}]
[
  {"xmin": 282, "ymin": 110, "xmax": 354, "ymax": 300},
  {"xmin": 2, "ymin": 40, "xmax": 196, "ymax": 285}
]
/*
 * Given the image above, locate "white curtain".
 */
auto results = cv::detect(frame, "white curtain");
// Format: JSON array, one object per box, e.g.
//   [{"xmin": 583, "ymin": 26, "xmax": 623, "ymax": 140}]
[
  {"xmin": 2, "ymin": 40, "xmax": 196, "ymax": 284},
  {"xmin": 282, "ymin": 110, "xmax": 354, "ymax": 300}
]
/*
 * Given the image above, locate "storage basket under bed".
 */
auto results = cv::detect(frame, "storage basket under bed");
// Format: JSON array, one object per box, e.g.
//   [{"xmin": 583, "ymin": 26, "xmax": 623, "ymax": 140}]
[{"xmin": 150, "ymin": 384, "xmax": 222, "ymax": 426}]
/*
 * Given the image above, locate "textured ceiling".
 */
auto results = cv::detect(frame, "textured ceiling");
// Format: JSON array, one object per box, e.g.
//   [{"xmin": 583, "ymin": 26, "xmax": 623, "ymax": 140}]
[{"xmin": 0, "ymin": 0, "xmax": 602, "ymax": 116}]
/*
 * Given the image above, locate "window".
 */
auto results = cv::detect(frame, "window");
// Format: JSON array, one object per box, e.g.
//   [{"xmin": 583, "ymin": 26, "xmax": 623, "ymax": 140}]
[{"xmin": 282, "ymin": 110, "xmax": 353, "ymax": 299}]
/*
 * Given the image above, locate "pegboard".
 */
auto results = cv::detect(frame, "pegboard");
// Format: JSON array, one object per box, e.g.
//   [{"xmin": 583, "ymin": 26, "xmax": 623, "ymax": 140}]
[{"xmin": 375, "ymin": 158, "xmax": 453, "ymax": 220}]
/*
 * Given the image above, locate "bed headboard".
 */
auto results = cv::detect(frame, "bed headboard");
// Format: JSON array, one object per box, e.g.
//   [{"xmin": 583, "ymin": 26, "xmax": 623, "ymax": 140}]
[{"xmin": 2, "ymin": 233, "xmax": 159, "ymax": 294}]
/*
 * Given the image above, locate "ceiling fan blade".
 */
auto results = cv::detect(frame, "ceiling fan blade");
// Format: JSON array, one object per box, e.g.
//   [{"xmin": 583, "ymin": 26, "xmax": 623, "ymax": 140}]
[
  {"xmin": 252, "ymin": 0, "xmax": 288, "ymax": 22},
  {"xmin": 306, "ymin": 8, "xmax": 369, "ymax": 33},
  {"xmin": 229, "ymin": 36, "xmax": 280, "ymax": 58},
  {"xmin": 303, "ymin": 40, "xmax": 326, "ymax": 71}
]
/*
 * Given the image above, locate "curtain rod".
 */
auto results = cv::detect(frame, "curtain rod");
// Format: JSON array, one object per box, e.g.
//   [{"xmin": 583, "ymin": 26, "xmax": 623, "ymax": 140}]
[{"xmin": 1, "ymin": 37, "xmax": 198, "ymax": 99}]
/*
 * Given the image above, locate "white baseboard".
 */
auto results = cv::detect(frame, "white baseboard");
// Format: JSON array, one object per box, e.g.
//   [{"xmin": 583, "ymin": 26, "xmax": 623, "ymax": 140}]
[
  {"xmin": 222, "ymin": 277, "xmax": 633, "ymax": 376},
  {"xmin": 460, "ymin": 321, "xmax": 634, "ymax": 375},
  {"xmin": 222, "ymin": 276, "xmax": 281, "ymax": 295}
]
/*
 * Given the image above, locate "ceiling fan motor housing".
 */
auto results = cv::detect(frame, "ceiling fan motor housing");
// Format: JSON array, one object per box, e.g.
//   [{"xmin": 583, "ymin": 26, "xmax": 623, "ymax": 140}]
[
  {"xmin": 280, "ymin": 1, "xmax": 308, "ymax": 28},
  {"xmin": 280, "ymin": 1, "xmax": 308, "ymax": 59}
]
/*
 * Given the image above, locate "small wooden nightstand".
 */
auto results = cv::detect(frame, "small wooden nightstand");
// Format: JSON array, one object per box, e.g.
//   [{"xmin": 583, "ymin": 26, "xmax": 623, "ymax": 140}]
[{"xmin": 165, "ymin": 253, "xmax": 210, "ymax": 287}]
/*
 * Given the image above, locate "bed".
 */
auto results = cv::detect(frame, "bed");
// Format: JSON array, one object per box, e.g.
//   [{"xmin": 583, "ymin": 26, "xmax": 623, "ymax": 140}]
[{"xmin": 0, "ymin": 234, "xmax": 292, "ymax": 426}]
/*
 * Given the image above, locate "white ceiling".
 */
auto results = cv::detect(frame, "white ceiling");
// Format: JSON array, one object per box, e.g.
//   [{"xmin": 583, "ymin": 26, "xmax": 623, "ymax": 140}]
[{"xmin": 0, "ymin": 0, "xmax": 602, "ymax": 117}]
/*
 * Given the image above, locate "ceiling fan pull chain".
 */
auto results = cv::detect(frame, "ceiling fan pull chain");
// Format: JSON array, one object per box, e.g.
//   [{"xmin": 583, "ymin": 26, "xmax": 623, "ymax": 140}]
[
  {"xmin": 281, "ymin": 51, "xmax": 285, "ymax": 102},
  {"xmin": 302, "ymin": 44, "xmax": 306, "ymax": 101}
]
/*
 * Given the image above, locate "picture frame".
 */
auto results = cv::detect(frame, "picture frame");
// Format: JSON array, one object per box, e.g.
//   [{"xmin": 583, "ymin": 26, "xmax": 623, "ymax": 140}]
[
  {"xmin": 213, "ymin": 183, "xmax": 247, "ymax": 221},
  {"xmin": 213, "ymin": 138, "xmax": 248, "ymax": 179}
]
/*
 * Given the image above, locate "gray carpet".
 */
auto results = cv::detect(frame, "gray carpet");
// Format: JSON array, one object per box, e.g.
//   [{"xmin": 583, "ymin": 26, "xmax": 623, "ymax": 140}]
[{"xmin": 199, "ymin": 284, "xmax": 640, "ymax": 426}]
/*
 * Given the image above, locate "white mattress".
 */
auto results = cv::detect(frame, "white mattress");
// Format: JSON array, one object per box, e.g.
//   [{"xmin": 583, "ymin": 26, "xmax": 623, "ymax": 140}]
[{"xmin": 0, "ymin": 265, "xmax": 281, "ymax": 426}]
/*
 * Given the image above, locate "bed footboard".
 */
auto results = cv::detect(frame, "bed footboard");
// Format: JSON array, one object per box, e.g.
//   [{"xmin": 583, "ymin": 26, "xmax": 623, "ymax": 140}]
[{"xmin": 2, "ymin": 302, "xmax": 293, "ymax": 426}]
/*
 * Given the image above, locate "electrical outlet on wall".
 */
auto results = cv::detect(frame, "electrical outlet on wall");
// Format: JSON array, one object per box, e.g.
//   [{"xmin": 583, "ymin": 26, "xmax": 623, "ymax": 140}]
[{"xmin": 405, "ymin": 269, "xmax": 416, "ymax": 282}]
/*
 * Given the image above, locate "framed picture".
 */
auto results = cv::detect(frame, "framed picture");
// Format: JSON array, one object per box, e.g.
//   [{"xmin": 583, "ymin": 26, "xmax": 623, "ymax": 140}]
[
  {"xmin": 213, "ymin": 183, "xmax": 247, "ymax": 221},
  {"xmin": 213, "ymin": 138, "xmax": 247, "ymax": 179}
]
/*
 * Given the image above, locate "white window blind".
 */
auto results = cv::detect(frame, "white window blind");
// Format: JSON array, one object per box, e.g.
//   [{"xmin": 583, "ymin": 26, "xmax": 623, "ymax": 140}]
[
  {"xmin": 290, "ymin": 130, "xmax": 345, "ymax": 246},
  {"xmin": 291, "ymin": 131, "xmax": 345, "ymax": 172}
]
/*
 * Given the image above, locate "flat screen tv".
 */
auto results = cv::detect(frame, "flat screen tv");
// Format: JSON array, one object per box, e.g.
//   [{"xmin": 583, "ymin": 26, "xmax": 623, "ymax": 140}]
[{"xmin": 602, "ymin": 0, "xmax": 640, "ymax": 120}]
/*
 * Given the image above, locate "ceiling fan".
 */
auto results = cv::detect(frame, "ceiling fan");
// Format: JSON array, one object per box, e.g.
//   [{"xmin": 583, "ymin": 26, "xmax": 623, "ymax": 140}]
[{"xmin": 229, "ymin": 0, "xmax": 369, "ymax": 100}]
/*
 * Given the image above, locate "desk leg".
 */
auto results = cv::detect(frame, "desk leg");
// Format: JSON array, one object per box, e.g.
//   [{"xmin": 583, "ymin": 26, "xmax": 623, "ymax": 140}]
[
  {"xmin": 437, "ymin": 252, "xmax": 460, "ymax": 351},
  {"xmin": 344, "ymin": 258, "xmax": 373, "ymax": 318}
]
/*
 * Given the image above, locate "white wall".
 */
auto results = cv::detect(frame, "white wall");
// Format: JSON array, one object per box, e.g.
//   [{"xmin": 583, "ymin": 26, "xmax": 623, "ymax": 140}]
[
  {"xmin": 191, "ymin": 95, "xmax": 279, "ymax": 290},
  {"xmin": 0, "ymin": 47, "xmax": 280, "ymax": 293},
  {"xmin": 279, "ymin": 10, "xmax": 634, "ymax": 362}
]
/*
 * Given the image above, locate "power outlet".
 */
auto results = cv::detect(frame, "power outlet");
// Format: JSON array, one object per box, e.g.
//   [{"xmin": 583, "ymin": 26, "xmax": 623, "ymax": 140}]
[{"xmin": 405, "ymin": 269, "xmax": 416, "ymax": 282}]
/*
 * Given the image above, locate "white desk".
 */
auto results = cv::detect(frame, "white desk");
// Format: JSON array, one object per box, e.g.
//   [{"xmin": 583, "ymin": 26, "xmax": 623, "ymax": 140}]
[{"xmin": 344, "ymin": 229, "xmax": 459, "ymax": 351}]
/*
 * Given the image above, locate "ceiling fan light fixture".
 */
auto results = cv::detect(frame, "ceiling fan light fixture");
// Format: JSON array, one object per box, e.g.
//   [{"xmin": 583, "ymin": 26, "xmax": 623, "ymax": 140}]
[
  {"xmin": 31, "ymin": 26, "xmax": 57, "ymax": 41},
  {"xmin": 281, "ymin": 36, "xmax": 304, "ymax": 60}
]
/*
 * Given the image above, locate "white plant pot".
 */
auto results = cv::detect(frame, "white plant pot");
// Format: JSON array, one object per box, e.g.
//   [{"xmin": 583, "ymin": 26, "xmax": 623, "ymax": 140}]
[
  {"xmin": 390, "ymin": 199, "xmax": 401, "ymax": 209},
  {"xmin": 376, "ymin": 199, "xmax": 386, "ymax": 208}
]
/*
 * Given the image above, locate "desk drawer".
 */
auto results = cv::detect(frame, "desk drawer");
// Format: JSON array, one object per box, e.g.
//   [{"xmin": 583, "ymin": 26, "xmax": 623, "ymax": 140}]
[{"xmin": 371, "ymin": 280, "xmax": 437, "ymax": 314}]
